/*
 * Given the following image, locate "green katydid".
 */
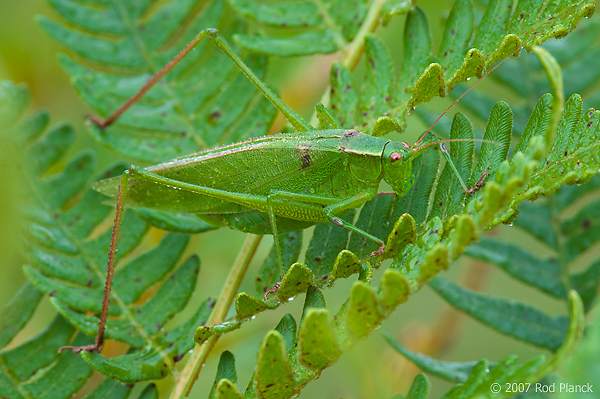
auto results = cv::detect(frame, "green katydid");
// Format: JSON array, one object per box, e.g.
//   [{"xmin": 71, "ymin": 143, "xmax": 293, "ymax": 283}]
[{"xmin": 60, "ymin": 28, "xmax": 493, "ymax": 354}]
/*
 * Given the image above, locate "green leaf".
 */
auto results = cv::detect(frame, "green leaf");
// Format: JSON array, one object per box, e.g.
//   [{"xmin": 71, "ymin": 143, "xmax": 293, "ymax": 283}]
[
  {"xmin": 429, "ymin": 277, "xmax": 569, "ymax": 351},
  {"xmin": 255, "ymin": 331, "xmax": 298, "ymax": 399},
  {"xmin": 0, "ymin": 282, "xmax": 42, "ymax": 349},
  {"xmin": 82, "ymin": 380, "xmax": 132, "ymax": 399},
  {"xmin": 210, "ymin": 351, "xmax": 238, "ymax": 399},
  {"xmin": 465, "ymin": 237, "xmax": 566, "ymax": 299},
  {"xmin": 405, "ymin": 373, "xmax": 430, "ymax": 399},
  {"xmin": 0, "ymin": 317, "xmax": 93, "ymax": 399},
  {"xmin": 298, "ymin": 309, "xmax": 341, "ymax": 370},
  {"xmin": 438, "ymin": 0, "xmax": 476, "ymax": 85},
  {"xmin": 383, "ymin": 332, "xmax": 476, "ymax": 383}
]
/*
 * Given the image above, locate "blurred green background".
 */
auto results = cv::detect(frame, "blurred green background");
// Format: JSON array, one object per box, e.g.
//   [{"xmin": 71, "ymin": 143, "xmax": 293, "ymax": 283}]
[{"xmin": 0, "ymin": 1, "xmax": 594, "ymax": 398}]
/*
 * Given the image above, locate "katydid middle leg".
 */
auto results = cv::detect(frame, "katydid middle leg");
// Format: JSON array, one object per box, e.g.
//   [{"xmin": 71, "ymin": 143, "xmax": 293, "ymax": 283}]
[{"xmin": 266, "ymin": 190, "xmax": 386, "ymax": 255}]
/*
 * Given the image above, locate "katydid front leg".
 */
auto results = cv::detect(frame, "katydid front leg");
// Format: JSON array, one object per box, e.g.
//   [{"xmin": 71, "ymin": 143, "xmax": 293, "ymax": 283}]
[{"xmin": 439, "ymin": 143, "xmax": 488, "ymax": 195}]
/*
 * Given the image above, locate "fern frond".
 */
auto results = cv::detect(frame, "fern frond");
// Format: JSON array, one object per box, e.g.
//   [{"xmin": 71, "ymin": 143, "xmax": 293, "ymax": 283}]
[
  {"xmin": 20, "ymin": 0, "xmax": 599, "ymax": 396},
  {"xmin": 0, "ymin": 81, "xmax": 214, "ymax": 386},
  {"xmin": 40, "ymin": 0, "xmax": 276, "ymax": 161},
  {"xmin": 328, "ymin": 0, "xmax": 595, "ymax": 136},
  {"xmin": 0, "ymin": 82, "xmax": 170, "ymax": 398},
  {"xmin": 384, "ymin": 290, "xmax": 584, "ymax": 399}
]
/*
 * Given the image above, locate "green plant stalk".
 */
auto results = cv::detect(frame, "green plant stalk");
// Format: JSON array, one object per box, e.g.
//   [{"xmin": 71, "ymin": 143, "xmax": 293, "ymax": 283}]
[
  {"xmin": 532, "ymin": 290, "xmax": 585, "ymax": 380},
  {"xmin": 549, "ymin": 194, "xmax": 574, "ymax": 306},
  {"xmin": 532, "ymin": 45, "xmax": 565, "ymax": 146},
  {"xmin": 170, "ymin": 234, "xmax": 263, "ymax": 399},
  {"xmin": 310, "ymin": 0, "xmax": 393, "ymax": 126}
]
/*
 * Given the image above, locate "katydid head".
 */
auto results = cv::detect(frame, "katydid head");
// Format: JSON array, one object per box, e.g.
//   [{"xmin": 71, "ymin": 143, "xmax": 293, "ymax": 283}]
[{"xmin": 382, "ymin": 141, "xmax": 413, "ymax": 196}]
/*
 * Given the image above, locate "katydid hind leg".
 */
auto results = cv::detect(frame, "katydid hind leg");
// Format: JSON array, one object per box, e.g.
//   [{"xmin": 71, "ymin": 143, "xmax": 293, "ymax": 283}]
[
  {"xmin": 59, "ymin": 171, "xmax": 131, "ymax": 353},
  {"xmin": 91, "ymin": 29, "xmax": 313, "ymax": 133}
]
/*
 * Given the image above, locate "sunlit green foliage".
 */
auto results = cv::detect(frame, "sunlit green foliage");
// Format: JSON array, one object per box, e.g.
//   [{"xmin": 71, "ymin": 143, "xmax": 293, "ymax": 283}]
[{"xmin": 1, "ymin": 0, "xmax": 599, "ymax": 398}]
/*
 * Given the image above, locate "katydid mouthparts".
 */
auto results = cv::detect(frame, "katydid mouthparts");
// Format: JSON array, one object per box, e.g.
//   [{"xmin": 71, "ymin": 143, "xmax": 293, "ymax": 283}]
[{"xmin": 59, "ymin": 28, "xmax": 491, "ymax": 354}]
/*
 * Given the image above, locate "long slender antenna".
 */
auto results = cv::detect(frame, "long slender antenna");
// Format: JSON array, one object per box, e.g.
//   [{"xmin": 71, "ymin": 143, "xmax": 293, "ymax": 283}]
[
  {"xmin": 413, "ymin": 45, "xmax": 523, "ymax": 147},
  {"xmin": 412, "ymin": 138, "xmax": 497, "ymax": 153}
]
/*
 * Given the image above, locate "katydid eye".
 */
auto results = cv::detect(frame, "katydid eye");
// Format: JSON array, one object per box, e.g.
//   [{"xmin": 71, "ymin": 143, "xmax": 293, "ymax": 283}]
[
  {"xmin": 390, "ymin": 152, "xmax": 403, "ymax": 163},
  {"xmin": 402, "ymin": 142, "xmax": 410, "ymax": 149}
]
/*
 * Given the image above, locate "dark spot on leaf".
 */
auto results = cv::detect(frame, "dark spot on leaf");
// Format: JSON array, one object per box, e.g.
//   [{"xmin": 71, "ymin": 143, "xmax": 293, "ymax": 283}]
[
  {"xmin": 583, "ymin": 219, "xmax": 591, "ymax": 229},
  {"xmin": 520, "ymin": 13, "xmax": 524, "ymax": 19},
  {"xmin": 368, "ymin": 57, "xmax": 375, "ymax": 69},
  {"xmin": 451, "ymin": 29, "xmax": 455, "ymax": 35},
  {"xmin": 173, "ymin": 353, "xmax": 185, "ymax": 362},
  {"xmin": 439, "ymin": 201, "xmax": 443, "ymax": 206},
  {"xmin": 588, "ymin": 121, "xmax": 594, "ymax": 127},
  {"xmin": 49, "ymin": 290, "xmax": 56, "ymax": 297},
  {"xmin": 87, "ymin": 280, "xmax": 93, "ymax": 287},
  {"xmin": 136, "ymin": 309, "xmax": 142, "ymax": 314},
  {"xmin": 208, "ymin": 111, "xmax": 222, "ymax": 125},
  {"xmin": 564, "ymin": 151, "xmax": 568, "ymax": 156},
  {"xmin": 344, "ymin": 84, "xmax": 352, "ymax": 93},
  {"xmin": 156, "ymin": 323, "xmax": 163, "ymax": 330}
]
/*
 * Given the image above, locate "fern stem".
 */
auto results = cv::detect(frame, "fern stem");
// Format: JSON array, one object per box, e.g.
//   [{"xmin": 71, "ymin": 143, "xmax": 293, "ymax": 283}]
[
  {"xmin": 549, "ymin": 195, "xmax": 573, "ymax": 304},
  {"xmin": 309, "ymin": 0, "xmax": 391, "ymax": 127},
  {"xmin": 170, "ymin": 234, "xmax": 263, "ymax": 399}
]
